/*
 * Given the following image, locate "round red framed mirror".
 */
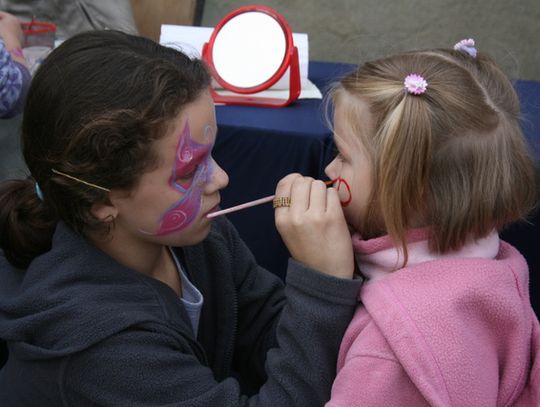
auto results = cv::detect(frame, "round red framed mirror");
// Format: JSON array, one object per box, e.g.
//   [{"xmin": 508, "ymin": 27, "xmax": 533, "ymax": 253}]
[{"xmin": 202, "ymin": 5, "xmax": 301, "ymax": 107}]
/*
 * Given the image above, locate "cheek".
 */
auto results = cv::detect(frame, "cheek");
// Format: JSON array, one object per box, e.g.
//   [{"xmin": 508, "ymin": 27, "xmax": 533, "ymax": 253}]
[
  {"xmin": 342, "ymin": 178, "xmax": 365, "ymax": 224},
  {"xmin": 336, "ymin": 177, "xmax": 352, "ymax": 207},
  {"xmin": 342, "ymin": 205, "xmax": 356, "ymax": 224}
]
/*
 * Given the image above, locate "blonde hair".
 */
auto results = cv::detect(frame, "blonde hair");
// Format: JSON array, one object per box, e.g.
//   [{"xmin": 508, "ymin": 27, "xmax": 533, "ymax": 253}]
[{"xmin": 329, "ymin": 49, "xmax": 536, "ymax": 261}]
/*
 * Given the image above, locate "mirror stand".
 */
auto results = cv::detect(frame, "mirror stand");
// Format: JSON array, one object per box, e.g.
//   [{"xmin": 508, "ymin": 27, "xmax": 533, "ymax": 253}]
[{"xmin": 203, "ymin": 43, "xmax": 300, "ymax": 107}]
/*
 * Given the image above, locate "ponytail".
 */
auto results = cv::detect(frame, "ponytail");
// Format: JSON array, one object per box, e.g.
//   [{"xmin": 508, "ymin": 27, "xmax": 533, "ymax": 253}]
[
  {"xmin": 0, "ymin": 178, "xmax": 57, "ymax": 269},
  {"xmin": 377, "ymin": 94, "xmax": 432, "ymax": 264}
]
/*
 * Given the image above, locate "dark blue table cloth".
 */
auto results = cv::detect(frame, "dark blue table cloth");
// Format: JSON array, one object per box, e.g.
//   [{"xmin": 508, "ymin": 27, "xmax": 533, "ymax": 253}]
[{"xmin": 213, "ymin": 61, "xmax": 540, "ymax": 315}]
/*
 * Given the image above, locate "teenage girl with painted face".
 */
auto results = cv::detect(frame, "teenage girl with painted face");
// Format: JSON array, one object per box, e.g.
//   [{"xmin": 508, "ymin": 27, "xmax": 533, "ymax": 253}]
[
  {"xmin": 0, "ymin": 30, "xmax": 360, "ymax": 406},
  {"xmin": 277, "ymin": 40, "xmax": 540, "ymax": 405}
]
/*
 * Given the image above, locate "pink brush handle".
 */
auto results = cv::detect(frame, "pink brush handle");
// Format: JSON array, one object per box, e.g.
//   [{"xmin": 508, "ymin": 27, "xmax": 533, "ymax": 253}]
[{"xmin": 206, "ymin": 194, "xmax": 275, "ymax": 218}]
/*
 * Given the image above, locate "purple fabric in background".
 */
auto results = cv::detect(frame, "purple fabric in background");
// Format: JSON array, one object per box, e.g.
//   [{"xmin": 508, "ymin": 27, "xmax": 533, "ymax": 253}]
[{"xmin": 0, "ymin": 40, "xmax": 31, "ymax": 118}]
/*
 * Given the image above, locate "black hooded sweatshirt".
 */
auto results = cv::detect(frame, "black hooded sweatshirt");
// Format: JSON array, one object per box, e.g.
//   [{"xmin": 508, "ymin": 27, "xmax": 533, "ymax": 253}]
[{"xmin": 0, "ymin": 217, "xmax": 361, "ymax": 406}]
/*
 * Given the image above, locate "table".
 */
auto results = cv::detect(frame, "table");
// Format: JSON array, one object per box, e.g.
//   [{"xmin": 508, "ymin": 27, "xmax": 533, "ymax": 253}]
[{"xmin": 213, "ymin": 61, "xmax": 540, "ymax": 315}]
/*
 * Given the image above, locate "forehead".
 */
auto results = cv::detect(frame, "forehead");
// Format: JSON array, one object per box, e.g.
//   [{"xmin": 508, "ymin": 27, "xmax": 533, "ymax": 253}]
[
  {"xmin": 333, "ymin": 95, "xmax": 372, "ymax": 149},
  {"xmin": 149, "ymin": 93, "xmax": 216, "ymax": 168},
  {"xmin": 179, "ymin": 91, "xmax": 217, "ymax": 145},
  {"xmin": 181, "ymin": 92, "xmax": 217, "ymax": 144},
  {"xmin": 159, "ymin": 92, "xmax": 216, "ymax": 148}
]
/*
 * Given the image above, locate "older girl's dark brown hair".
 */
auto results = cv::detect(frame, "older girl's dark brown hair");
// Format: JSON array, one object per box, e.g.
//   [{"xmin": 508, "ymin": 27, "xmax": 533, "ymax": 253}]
[
  {"xmin": 330, "ymin": 48, "xmax": 536, "ymax": 263},
  {"xmin": 0, "ymin": 30, "xmax": 211, "ymax": 268}
]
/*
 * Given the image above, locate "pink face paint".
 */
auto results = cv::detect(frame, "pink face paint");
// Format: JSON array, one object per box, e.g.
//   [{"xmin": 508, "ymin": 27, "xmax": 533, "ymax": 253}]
[
  {"xmin": 334, "ymin": 177, "xmax": 352, "ymax": 207},
  {"xmin": 143, "ymin": 122, "xmax": 215, "ymax": 236},
  {"xmin": 172, "ymin": 125, "xmax": 212, "ymax": 190}
]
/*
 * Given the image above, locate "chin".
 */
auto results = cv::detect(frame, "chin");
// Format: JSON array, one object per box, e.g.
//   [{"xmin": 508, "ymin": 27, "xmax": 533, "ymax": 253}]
[
  {"xmin": 171, "ymin": 222, "xmax": 212, "ymax": 247},
  {"xmin": 192, "ymin": 222, "xmax": 212, "ymax": 242}
]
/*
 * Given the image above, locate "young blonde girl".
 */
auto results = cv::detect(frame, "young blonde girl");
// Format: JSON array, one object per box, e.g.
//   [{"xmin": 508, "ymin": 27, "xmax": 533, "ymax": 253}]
[{"xmin": 276, "ymin": 40, "xmax": 540, "ymax": 405}]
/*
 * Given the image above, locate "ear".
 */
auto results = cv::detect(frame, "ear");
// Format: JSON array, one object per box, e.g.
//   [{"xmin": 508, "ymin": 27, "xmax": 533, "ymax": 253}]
[{"xmin": 90, "ymin": 198, "xmax": 118, "ymax": 222}]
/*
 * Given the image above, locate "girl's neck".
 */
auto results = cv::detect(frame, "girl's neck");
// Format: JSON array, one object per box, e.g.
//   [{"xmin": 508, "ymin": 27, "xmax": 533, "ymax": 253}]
[{"xmin": 89, "ymin": 230, "xmax": 182, "ymax": 296}]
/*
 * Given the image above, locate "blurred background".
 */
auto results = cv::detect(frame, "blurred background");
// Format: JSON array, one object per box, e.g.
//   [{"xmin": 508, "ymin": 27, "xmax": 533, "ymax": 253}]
[
  {"xmin": 2, "ymin": 0, "xmax": 539, "ymax": 179},
  {"xmin": 2, "ymin": 0, "xmax": 538, "ymax": 80},
  {"xmin": 202, "ymin": 0, "xmax": 540, "ymax": 81},
  {"xmin": 1, "ymin": 0, "xmax": 539, "ymax": 181}
]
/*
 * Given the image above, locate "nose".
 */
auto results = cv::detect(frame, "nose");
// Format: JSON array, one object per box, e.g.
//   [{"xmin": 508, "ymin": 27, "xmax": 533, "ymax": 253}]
[
  {"xmin": 325, "ymin": 158, "xmax": 338, "ymax": 180},
  {"xmin": 205, "ymin": 158, "xmax": 229, "ymax": 193}
]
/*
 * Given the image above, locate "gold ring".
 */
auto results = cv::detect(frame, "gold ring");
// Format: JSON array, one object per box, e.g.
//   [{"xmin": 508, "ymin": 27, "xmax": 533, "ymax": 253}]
[{"xmin": 273, "ymin": 196, "xmax": 291, "ymax": 208}]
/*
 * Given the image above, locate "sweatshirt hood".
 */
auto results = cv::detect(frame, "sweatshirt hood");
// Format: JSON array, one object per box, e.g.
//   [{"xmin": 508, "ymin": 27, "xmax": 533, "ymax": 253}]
[{"xmin": 0, "ymin": 223, "xmax": 180, "ymax": 360}]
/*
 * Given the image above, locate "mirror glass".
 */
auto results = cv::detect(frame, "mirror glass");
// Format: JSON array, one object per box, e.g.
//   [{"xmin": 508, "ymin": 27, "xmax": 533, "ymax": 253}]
[{"xmin": 211, "ymin": 11, "xmax": 287, "ymax": 89}]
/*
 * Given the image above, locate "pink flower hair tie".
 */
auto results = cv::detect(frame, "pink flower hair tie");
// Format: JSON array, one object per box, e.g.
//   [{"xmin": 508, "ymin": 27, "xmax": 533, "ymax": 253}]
[
  {"xmin": 454, "ymin": 38, "xmax": 477, "ymax": 58},
  {"xmin": 404, "ymin": 74, "xmax": 428, "ymax": 95}
]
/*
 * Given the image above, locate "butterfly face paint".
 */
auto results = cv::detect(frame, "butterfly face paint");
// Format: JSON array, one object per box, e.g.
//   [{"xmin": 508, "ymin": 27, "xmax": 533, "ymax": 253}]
[{"xmin": 143, "ymin": 122, "xmax": 215, "ymax": 235}]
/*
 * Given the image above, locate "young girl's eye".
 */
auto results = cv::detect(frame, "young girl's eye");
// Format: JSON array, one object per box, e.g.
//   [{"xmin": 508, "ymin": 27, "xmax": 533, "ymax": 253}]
[
  {"xmin": 332, "ymin": 145, "xmax": 339, "ymax": 158},
  {"xmin": 332, "ymin": 145, "xmax": 344, "ymax": 161}
]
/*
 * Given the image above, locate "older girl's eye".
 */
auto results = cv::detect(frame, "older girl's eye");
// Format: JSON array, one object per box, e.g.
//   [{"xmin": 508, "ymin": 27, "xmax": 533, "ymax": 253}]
[
  {"xmin": 179, "ymin": 168, "xmax": 196, "ymax": 180},
  {"xmin": 175, "ymin": 167, "xmax": 198, "ymax": 189}
]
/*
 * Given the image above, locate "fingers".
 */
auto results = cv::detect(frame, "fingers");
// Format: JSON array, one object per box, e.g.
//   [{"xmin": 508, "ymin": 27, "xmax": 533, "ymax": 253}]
[
  {"xmin": 0, "ymin": 12, "xmax": 24, "ymax": 46},
  {"xmin": 0, "ymin": 11, "xmax": 17, "ymax": 25},
  {"xmin": 326, "ymin": 187, "xmax": 342, "ymax": 214},
  {"xmin": 289, "ymin": 178, "xmax": 331, "ymax": 215},
  {"xmin": 289, "ymin": 176, "xmax": 314, "ymax": 214},
  {"xmin": 275, "ymin": 173, "xmax": 301, "ymax": 204},
  {"xmin": 275, "ymin": 174, "xmax": 330, "ymax": 215},
  {"xmin": 309, "ymin": 180, "xmax": 328, "ymax": 212}
]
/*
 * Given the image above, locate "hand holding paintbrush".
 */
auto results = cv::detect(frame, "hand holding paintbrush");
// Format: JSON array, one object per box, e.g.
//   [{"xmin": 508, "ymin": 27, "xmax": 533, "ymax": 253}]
[{"xmin": 207, "ymin": 179, "xmax": 335, "ymax": 218}]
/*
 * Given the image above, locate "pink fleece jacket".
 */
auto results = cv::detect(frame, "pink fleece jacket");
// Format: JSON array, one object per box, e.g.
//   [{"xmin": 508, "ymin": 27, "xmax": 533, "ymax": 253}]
[{"xmin": 326, "ymin": 229, "xmax": 540, "ymax": 406}]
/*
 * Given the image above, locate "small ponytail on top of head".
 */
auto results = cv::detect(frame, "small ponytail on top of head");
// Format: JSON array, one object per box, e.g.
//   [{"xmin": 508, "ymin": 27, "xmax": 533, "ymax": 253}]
[
  {"xmin": 376, "ymin": 76, "xmax": 433, "ymax": 264},
  {"xmin": 0, "ymin": 178, "xmax": 57, "ymax": 269}
]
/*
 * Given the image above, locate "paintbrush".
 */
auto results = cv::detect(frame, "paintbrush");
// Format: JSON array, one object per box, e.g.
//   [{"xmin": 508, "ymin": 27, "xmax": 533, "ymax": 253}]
[{"xmin": 207, "ymin": 179, "xmax": 334, "ymax": 218}]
